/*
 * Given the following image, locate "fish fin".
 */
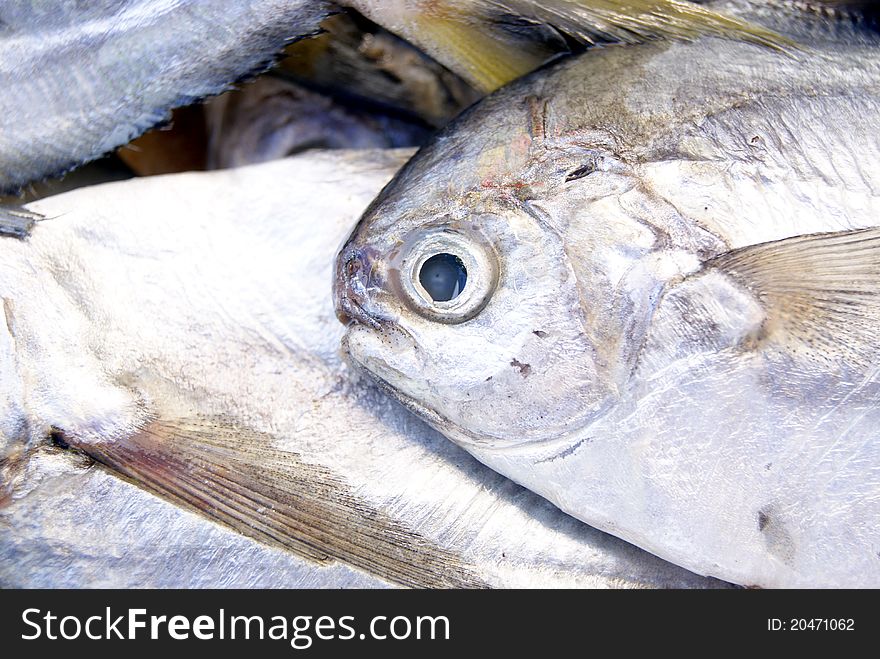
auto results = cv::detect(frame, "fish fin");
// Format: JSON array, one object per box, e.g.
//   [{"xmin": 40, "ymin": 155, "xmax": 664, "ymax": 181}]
[
  {"xmin": 346, "ymin": 1, "xmax": 791, "ymax": 91},
  {"xmin": 0, "ymin": 206, "xmax": 42, "ymax": 239},
  {"xmin": 64, "ymin": 417, "xmax": 486, "ymax": 588},
  {"xmin": 407, "ymin": 11, "xmax": 555, "ymax": 94},
  {"xmin": 709, "ymin": 227, "xmax": 880, "ymax": 366},
  {"xmin": 497, "ymin": 0, "xmax": 792, "ymax": 49}
]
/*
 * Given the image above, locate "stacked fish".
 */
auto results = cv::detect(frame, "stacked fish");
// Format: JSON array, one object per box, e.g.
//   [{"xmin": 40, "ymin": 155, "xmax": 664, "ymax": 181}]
[{"xmin": 1, "ymin": 0, "xmax": 878, "ymax": 588}]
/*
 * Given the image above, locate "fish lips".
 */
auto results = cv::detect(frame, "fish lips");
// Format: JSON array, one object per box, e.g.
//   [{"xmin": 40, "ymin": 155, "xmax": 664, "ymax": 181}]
[{"xmin": 334, "ymin": 244, "xmax": 389, "ymax": 329}]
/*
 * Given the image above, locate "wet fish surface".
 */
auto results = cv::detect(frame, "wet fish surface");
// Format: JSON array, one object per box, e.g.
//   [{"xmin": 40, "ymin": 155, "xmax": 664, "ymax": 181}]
[
  {"xmin": 204, "ymin": 76, "xmax": 431, "ymax": 169},
  {"xmin": 0, "ymin": 150, "xmax": 720, "ymax": 588},
  {"xmin": 0, "ymin": 0, "xmax": 331, "ymax": 193},
  {"xmin": 335, "ymin": 3, "xmax": 880, "ymax": 587},
  {"xmin": 1, "ymin": 0, "xmax": 785, "ymax": 193}
]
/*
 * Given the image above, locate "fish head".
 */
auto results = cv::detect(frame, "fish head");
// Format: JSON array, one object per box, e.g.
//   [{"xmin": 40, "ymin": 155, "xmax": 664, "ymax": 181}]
[
  {"xmin": 334, "ymin": 88, "xmax": 657, "ymax": 450},
  {"xmin": 336, "ymin": 213, "xmax": 610, "ymax": 450}
]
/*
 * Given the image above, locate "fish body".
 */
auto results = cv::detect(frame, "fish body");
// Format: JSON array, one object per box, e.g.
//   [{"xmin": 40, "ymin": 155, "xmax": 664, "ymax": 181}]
[
  {"xmin": 0, "ymin": 0, "xmax": 331, "ymax": 193},
  {"xmin": 335, "ymin": 7, "xmax": 880, "ymax": 587},
  {"xmin": 0, "ymin": 151, "xmax": 716, "ymax": 588}
]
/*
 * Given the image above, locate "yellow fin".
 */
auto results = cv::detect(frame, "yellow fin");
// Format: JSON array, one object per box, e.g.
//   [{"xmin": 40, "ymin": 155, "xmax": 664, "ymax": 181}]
[
  {"xmin": 711, "ymin": 227, "xmax": 880, "ymax": 367},
  {"xmin": 344, "ymin": 0, "xmax": 791, "ymax": 91},
  {"xmin": 410, "ymin": 10, "xmax": 553, "ymax": 93}
]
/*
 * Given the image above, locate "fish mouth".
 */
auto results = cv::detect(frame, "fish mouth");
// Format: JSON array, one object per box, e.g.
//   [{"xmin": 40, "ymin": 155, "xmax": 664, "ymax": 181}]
[
  {"xmin": 341, "ymin": 326, "xmax": 520, "ymax": 454},
  {"xmin": 333, "ymin": 243, "xmax": 385, "ymax": 329},
  {"xmin": 340, "ymin": 327, "xmax": 453, "ymax": 433},
  {"xmin": 345, "ymin": 324, "xmax": 609, "ymax": 457}
]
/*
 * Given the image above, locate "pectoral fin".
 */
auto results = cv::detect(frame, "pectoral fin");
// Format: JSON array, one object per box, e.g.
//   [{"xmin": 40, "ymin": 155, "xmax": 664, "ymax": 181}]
[
  {"xmin": 710, "ymin": 227, "xmax": 880, "ymax": 366},
  {"xmin": 346, "ymin": 0, "xmax": 790, "ymax": 91},
  {"xmin": 63, "ymin": 418, "xmax": 486, "ymax": 588}
]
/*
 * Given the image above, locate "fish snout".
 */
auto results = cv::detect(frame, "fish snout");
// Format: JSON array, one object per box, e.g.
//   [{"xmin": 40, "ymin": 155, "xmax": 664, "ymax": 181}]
[{"xmin": 334, "ymin": 246, "xmax": 386, "ymax": 328}]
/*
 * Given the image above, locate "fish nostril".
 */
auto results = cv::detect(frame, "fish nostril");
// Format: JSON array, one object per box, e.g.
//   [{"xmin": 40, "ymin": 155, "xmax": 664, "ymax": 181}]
[{"xmin": 345, "ymin": 253, "xmax": 361, "ymax": 281}]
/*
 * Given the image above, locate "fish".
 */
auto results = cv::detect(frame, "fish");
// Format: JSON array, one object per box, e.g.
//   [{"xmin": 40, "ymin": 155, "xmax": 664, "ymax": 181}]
[
  {"xmin": 345, "ymin": 0, "xmax": 790, "ymax": 92},
  {"xmin": 0, "ymin": 0, "xmax": 331, "ymax": 194},
  {"xmin": 276, "ymin": 11, "xmax": 480, "ymax": 129},
  {"xmin": 0, "ymin": 0, "xmax": 786, "ymax": 194},
  {"xmin": 334, "ymin": 3, "xmax": 880, "ymax": 587},
  {"xmin": 203, "ymin": 76, "xmax": 431, "ymax": 170},
  {"xmin": 0, "ymin": 149, "xmax": 720, "ymax": 589}
]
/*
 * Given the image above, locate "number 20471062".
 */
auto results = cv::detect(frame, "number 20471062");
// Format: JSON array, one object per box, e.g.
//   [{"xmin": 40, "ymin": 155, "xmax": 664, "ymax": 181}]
[{"xmin": 768, "ymin": 619, "xmax": 855, "ymax": 631}]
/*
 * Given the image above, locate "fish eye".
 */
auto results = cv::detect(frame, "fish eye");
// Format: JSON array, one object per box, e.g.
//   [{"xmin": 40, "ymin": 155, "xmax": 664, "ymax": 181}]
[
  {"xmin": 418, "ymin": 253, "xmax": 467, "ymax": 302},
  {"xmin": 396, "ymin": 231, "xmax": 498, "ymax": 324}
]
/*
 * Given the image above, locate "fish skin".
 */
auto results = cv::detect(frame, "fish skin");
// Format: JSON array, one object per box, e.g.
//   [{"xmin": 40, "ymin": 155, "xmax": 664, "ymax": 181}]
[
  {"xmin": 335, "ymin": 7, "xmax": 880, "ymax": 587},
  {"xmin": 0, "ymin": 150, "xmax": 719, "ymax": 588},
  {"xmin": 0, "ymin": 0, "xmax": 332, "ymax": 194},
  {"xmin": 0, "ymin": 0, "xmax": 788, "ymax": 193},
  {"xmin": 0, "ymin": 449, "xmax": 393, "ymax": 588},
  {"xmin": 203, "ymin": 76, "xmax": 431, "ymax": 170}
]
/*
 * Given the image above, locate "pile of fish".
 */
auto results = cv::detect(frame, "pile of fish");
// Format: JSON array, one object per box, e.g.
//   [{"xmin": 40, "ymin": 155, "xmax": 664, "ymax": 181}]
[
  {"xmin": 0, "ymin": 151, "xmax": 722, "ymax": 588},
  {"xmin": 1, "ymin": 0, "xmax": 878, "ymax": 588}
]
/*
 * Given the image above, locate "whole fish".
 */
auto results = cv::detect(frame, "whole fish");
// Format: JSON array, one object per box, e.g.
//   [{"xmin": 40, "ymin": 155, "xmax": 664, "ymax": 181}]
[
  {"xmin": 334, "ymin": 4, "xmax": 880, "ymax": 587},
  {"xmin": 0, "ymin": 150, "xmax": 718, "ymax": 588},
  {"xmin": 0, "ymin": 0, "xmax": 784, "ymax": 194}
]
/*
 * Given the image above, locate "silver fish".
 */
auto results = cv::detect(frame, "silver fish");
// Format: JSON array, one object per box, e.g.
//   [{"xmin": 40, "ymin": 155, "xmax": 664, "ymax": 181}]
[
  {"xmin": 334, "ymin": 5, "xmax": 880, "ymax": 587},
  {"xmin": 203, "ymin": 76, "xmax": 430, "ymax": 170},
  {"xmin": 0, "ymin": 0, "xmax": 332, "ymax": 194},
  {"xmin": 0, "ymin": 0, "xmax": 784, "ymax": 193},
  {"xmin": 0, "ymin": 150, "xmax": 718, "ymax": 588}
]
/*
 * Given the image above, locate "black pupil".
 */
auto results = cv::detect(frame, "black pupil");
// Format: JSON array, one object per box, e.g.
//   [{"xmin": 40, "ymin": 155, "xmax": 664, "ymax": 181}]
[{"xmin": 419, "ymin": 253, "xmax": 467, "ymax": 302}]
